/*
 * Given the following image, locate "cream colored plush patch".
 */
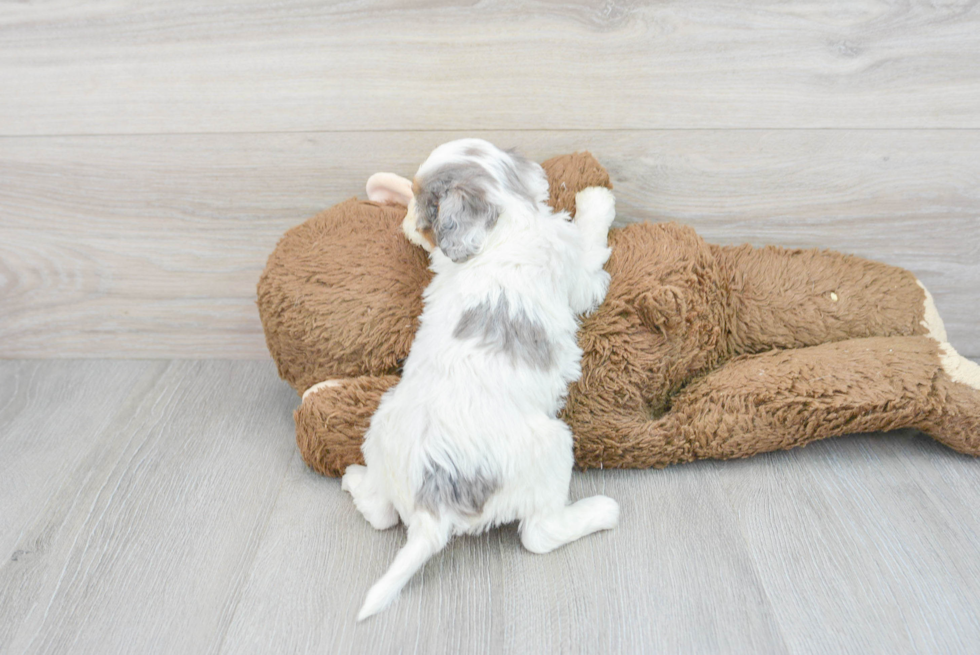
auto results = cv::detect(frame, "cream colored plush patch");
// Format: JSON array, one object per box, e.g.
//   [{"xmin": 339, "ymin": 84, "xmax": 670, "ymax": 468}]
[
  {"xmin": 401, "ymin": 199, "xmax": 433, "ymax": 252},
  {"xmin": 939, "ymin": 342, "xmax": 980, "ymax": 391},
  {"xmin": 302, "ymin": 378, "xmax": 345, "ymax": 401},
  {"xmin": 915, "ymin": 280, "xmax": 979, "ymax": 389},
  {"xmin": 916, "ymin": 280, "xmax": 948, "ymax": 343}
]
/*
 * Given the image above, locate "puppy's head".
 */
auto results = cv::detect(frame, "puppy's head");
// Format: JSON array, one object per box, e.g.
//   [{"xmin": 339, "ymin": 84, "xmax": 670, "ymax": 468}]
[{"xmin": 407, "ymin": 139, "xmax": 548, "ymax": 263}]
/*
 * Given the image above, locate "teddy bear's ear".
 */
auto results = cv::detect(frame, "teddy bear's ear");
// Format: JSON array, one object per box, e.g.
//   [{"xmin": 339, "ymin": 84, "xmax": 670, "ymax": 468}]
[{"xmin": 366, "ymin": 173, "xmax": 414, "ymax": 206}]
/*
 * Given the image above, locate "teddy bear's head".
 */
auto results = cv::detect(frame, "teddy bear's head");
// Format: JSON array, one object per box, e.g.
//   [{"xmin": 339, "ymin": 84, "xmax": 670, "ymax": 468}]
[{"xmin": 257, "ymin": 152, "xmax": 612, "ymax": 395}]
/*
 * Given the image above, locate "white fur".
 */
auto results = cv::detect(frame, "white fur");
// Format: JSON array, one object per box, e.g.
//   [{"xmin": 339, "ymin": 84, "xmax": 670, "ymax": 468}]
[{"xmin": 344, "ymin": 140, "xmax": 619, "ymax": 621}]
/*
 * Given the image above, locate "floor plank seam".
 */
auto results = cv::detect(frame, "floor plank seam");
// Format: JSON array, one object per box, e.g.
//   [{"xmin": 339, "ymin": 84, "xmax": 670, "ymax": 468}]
[
  {"xmin": 4, "ymin": 127, "xmax": 980, "ymax": 140},
  {"xmin": 213, "ymin": 455, "xmax": 294, "ymax": 655},
  {"xmin": 17, "ymin": 363, "xmax": 173, "ymax": 652},
  {"xmin": 709, "ymin": 460, "xmax": 795, "ymax": 655}
]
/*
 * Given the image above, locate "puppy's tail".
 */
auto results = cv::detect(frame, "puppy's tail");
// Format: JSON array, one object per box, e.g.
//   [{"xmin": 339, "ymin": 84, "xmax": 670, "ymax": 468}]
[{"xmin": 357, "ymin": 512, "xmax": 451, "ymax": 621}]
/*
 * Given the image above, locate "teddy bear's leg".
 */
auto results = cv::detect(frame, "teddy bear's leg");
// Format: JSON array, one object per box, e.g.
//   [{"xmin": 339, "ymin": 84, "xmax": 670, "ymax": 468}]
[
  {"xmin": 294, "ymin": 375, "xmax": 400, "ymax": 477},
  {"xmin": 564, "ymin": 222, "xmax": 736, "ymax": 469},
  {"xmin": 711, "ymin": 244, "xmax": 938, "ymax": 354},
  {"xmin": 577, "ymin": 335, "xmax": 980, "ymax": 469},
  {"xmin": 918, "ymin": 341, "xmax": 980, "ymax": 453},
  {"xmin": 663, "ymin": 336, "xmax": 979, "ymax": 464}
]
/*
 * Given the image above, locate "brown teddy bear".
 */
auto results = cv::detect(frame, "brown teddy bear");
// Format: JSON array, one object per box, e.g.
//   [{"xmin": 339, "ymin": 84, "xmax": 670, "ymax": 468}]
[{"xmin": 257, "ymin": 152, "xmax": 980, "ymax": 478}]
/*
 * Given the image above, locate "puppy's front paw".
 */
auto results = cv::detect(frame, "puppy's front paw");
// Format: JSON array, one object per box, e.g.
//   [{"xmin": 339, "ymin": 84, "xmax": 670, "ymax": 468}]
[{"xmin": 574, "ymin": 186, "xmax": 616, "ymax": 234}]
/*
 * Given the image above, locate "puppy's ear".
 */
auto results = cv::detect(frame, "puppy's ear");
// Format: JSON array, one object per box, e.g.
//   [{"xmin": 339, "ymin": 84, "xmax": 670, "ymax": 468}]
[
  {"xmin": 366, "ymin": 173, "xmax": 413, "ymax": 206},
  {"xmin": 435, "ymin": 184, "xmax": 499, "ymax": 263}
]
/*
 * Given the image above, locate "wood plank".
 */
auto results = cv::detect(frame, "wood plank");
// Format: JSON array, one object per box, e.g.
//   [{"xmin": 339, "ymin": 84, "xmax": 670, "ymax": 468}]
[
  {"xmin": 2, "ymin": 361, "xmax": 979, "ymax": 652},
  {"xmin": 2, "ymin": 130, "xmax": 977, "ymax": 358},
  {"xmin": 0, "ymin": 360, "xmax": 299, "ymax": 655},
  {"xmin": 714, "ymin": 431, "xmax": 980, "ymax": 654},
  {"xmin": 1, "ymin": 1, "xmax": 979, "ymax": 134},
  {"xmin": 0, "ymin": 360, "xmax": 161, "ymax": 559},
  {"xmin": 0, "ymin": 360, "xmax": 164, "ymax": 653},
  {"xmin": 220, "ymin": 458, "xmax": 787, "ymax": 654}
]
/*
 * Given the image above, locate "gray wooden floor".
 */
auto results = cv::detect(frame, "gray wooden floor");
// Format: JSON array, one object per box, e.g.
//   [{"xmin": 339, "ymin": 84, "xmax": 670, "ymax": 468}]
[{"xmin": 1, "ymin": 359, "xmax": 979, "ymax": 655}]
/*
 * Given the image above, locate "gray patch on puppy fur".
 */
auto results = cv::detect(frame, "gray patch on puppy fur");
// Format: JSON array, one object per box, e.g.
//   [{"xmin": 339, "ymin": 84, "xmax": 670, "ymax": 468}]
[
  {"xmin": 453, "ymin": 296, "xmax": 555, "ymax": 370},
  {"xmin": 415, "ymin": 162, "xmax": 499, "ymax": 263},
  {"xmin": 416, "ymin": 457, "xmax": 498, "ymax": 517}
]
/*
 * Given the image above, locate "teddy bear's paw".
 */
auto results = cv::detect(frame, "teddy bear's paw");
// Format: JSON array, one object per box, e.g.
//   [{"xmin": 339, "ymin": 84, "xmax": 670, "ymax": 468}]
[
  {"xmin": 302, "ymin": 378, "xmax": 346, "ymax": 402},
  {"xmin": 917, "ymin": 280, "xmax": 949, "ymax": 342},
  {"xmin": 939, "ymin": 342, "xmax": 980, "ymax": 391},
  {"xmin": 574, "ymin": 186, "xmax": 616, "ymax": 234}
]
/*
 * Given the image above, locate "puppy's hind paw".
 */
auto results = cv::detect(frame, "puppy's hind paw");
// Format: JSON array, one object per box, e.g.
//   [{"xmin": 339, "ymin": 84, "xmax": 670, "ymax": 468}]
[
  {"xmin": 581, "ymin": 494, "xmax": 620, "ymax": 531},
  {"xmin": 341, "ymin": 464, "xmax": 367, "ymax": 495},
  {"xmin": 342, "ymin": 464, "xmax": 399, "ymax": 530}
]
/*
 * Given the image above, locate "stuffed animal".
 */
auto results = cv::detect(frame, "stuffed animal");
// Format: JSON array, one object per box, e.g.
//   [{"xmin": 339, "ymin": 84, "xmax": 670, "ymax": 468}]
[{"xmin": 257, "ymin": 152, "xmax": 980, "ymax": 478}]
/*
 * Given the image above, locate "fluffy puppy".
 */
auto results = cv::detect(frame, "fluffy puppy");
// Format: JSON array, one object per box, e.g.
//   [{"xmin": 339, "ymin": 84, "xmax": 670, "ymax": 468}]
[{"xmin": 345, "ymin": 139, "xmax": 619, "ymax": 620}]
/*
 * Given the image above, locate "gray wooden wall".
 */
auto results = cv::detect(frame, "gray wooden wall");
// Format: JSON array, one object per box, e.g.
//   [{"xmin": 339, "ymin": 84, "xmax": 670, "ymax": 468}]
[{"xmin": 2, "ymin": 1, "xmax": 978, "ymax": 358}]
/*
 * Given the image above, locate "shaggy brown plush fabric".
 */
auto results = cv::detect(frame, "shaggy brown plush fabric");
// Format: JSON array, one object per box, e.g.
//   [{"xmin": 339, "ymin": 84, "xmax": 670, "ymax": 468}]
[
  {"xmin": 258, "ymin": 153, "xmax": 609, "ymax": 394},
  {"xmin": 257, "ymin": 152, "xmax": 980, "ymax": 478},
  {"xmin": 294, "ymin": 376, "xmax": 400, "ymax": 480},
  {"xmin": 258, "ymin": 200, "xmax": 430, "ymax": 393}
]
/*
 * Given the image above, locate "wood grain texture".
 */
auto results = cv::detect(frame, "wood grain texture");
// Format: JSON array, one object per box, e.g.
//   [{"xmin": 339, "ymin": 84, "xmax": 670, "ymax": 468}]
[
  {"xmin": 221, "ymin": 452, "xmax": 789, "ymax": 655},
  {"xmin": 714, "ymin": 432, "xmax": 980, "ymax": 655},
  {"xmin": 0, "ymin": 360, "xmax": 298, "ymax": 655},
  {"xmin": 0, "ymin": 360, "xmax": 164, "ymax": 652},
  {"xmin": 2, "ymin": 131, "xmax": 977, "ymax": 358},
  {"xmin": 3, "ymin": 1, "xmax": 976, "ymax": 650},
  {"xmin": 2, "ymin": 1, "xmax": 980, "ymax": 134},
  {"xmin": 2, "ymin": 360, "xmax": 979, "ymax": 654}
]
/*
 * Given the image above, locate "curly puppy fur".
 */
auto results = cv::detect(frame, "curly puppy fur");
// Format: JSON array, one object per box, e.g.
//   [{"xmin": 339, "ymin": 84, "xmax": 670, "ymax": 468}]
[{"xmin": 341, "ymin": 140, "xmax": 619, "ymax": 620}]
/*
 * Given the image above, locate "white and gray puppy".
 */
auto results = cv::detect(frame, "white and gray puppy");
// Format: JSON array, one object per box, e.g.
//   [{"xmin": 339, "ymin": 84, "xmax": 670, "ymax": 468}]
[{"xmin": 345, "ymin": 139, "xmax": 619, "ymax": 620}]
